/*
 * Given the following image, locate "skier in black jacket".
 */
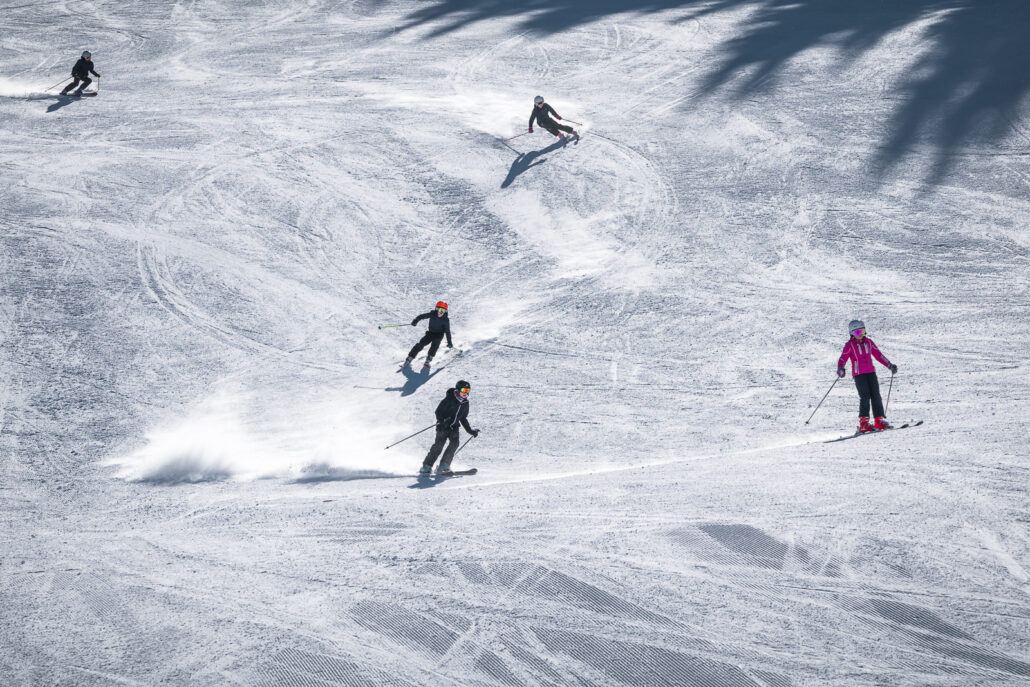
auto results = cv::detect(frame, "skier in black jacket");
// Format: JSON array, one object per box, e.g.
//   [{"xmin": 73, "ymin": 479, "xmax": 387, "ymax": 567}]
[
  {"xmin": 405, "ymin": 300, "xmax": 453, "ymax": 370},
  {"xmin": 61, "ymin": 51, "xmax": 100, "ymax": 96},
  {"xmin": 529, "ymin": 95, "xmax": 577, "ymax": 140},
  {"xmin": 420, "ymin": 380, "xmax": 479, "ymax": 474}
]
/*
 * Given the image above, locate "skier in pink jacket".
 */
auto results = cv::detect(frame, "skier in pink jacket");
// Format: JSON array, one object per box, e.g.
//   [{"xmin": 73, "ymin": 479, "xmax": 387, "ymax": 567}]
[{"xmin": 837, "ymin": 319, "xmax": 898, "ymax": 433}]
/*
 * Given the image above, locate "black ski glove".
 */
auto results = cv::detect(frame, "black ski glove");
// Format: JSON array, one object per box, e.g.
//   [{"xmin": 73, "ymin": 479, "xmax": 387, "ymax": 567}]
[
  {"xmin": 470, "ymin": 429, "xmax": 480, "ymax": 438},
  {"xmin": 889, "ymin": 363, "xmax": 898, "ymax": 374},
  {"xmin": 837, "ymin": 367, "xmax": 846, "ymax": 378},
  {"xmin": 410, "ymin": 319, "xmax": 417, "ymax": 326},
  {"xmin": 447, "ymin": 342, "xmax": 453, "ymax": 348}
]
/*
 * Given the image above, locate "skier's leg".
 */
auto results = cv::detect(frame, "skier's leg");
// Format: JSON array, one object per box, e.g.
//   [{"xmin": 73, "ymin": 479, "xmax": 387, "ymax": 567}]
[
  {"xmin": 556, "ymin": 123, "xmax": 575, "ymax": 134},
  {"xmin": 424, "ymin": 333, "xmax": 443, "ymax": 363},
  {"xmin": 868, "ymin": 374, "xmax": 885, "ymax": 418},
  {"xmin": 439, "ymin": 430, "xmax": 461, "ymax": 467},
  {"xmin": 542, "ymin": 121, "xmax": 561, "ymax": 137},
  {"xmin": 854, "ymin": 374, "xmax": 871, "ymax": 418},
  {"xmin": 422, "ymin": 428, "xmax": 448, "ymax": 469},
  {"xmin": 61, "ymin": 78, "xmax": 80, "ymax": 95},
  {"xmin": 78, "ymin": 77, "xmax": 92, "ymax": 92},
  {"xmin": 408, "ymin": 332, "xmax": 434, "ymax": 360}
]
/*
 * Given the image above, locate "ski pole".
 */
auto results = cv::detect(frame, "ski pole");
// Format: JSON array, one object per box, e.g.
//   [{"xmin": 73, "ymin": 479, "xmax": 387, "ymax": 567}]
[
  {"xmin": 805, "ymin": 377, "xmax": 839, "ymax": 425},
  {"xmin": 378, "ymin": 323, "xmax": 410, "ymax": 329},
  {"xmin": 96, "ymin": 75, "xmax": 100, "ymax": 94},
  {"xmin": 45, "ymin": 77, "xmax": 71, "ymax": 92},
  {"xmin": 502, "ymin": 132, "xmax": 531, "ymax": 143},
  {"xmin": 563, "ymin": 119, "xmax": 583, "ymax": 126},
  {"xmin": 385, "ymin": 423, "xmax": 436, "ymax": 449},
  {"xmin": 885, "ymin": 372, "xmax": 894, "ymax": 416},
  {"xmin": 453, "ymin": 434, "xmax": 477, "ymax": 457}
]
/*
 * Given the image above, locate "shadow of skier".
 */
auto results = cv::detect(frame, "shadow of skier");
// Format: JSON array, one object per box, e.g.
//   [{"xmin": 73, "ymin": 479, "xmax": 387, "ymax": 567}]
[
  {"xmin": 46, "ymin": 96, "xmax": 80, "ymax": 113},
  {"xmin": 501, "ymin": 138, "xmax": 566, "ymax": 188},
  {"xmin": 385, "ymin": 363, "xmax": 442, "ymax": 396},
  {"xmin": 407, "ymin": 473, "xmax": 473, "ymax": 489}
]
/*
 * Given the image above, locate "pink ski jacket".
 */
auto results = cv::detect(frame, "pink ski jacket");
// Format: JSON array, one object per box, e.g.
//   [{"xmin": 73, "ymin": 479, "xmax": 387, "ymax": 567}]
[{"xmin": 838, "ymin": 336, "xmax": 891, "ymax": 376}]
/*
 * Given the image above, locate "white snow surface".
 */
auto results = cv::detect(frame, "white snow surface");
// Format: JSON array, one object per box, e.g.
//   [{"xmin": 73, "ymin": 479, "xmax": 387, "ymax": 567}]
[{"xmin": 2, "ymin": 1, "xmax": 1030, "ymax": 685}]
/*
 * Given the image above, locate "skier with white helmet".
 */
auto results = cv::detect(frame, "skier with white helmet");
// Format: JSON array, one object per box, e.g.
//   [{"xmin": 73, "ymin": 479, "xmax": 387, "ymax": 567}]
[
  {"xmin": 61, "ymin": 51, "xmax": 100, "ymax": 96},
  {"xmin": 528, "ymin": 95, "xmax": 577, "ymax": 141},
  {"xmin": 419, "ymin": 380, "xmax": 480, "ymax": 475},
  {"xmin": 837, "ymin": 319, "xmax": 898, "ymax": 433}
]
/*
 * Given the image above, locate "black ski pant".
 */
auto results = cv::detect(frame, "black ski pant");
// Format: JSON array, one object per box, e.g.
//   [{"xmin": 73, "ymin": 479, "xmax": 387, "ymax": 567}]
[
  {"xmin": 62, "ymin": 76, "xmax": 92, "ymax": 94},
  {"xmin": 539, "ymin": 119, "xmax": 575, "ymax": 136},
  {"xmin": 422, "ymin": 427, "xmax": 460, "ymax": 468},
  {"xmin": 854, "ymin": 372, "xmax": 885, "ymax": 418},
  {"xmin": 408, "ymin": 331, "xmax": 444, "ymax": 362}
]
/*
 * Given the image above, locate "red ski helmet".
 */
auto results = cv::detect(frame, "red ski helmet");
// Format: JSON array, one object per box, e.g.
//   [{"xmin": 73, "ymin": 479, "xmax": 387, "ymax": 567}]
[{"xmin": 435, "ymin": 301, "xmax": 448, "ymax": 310}]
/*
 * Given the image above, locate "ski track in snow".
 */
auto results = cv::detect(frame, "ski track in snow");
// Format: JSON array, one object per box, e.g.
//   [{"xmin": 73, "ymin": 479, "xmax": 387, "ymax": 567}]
[{"xmin": 3, "ymin": 1, "xmax": 1030, "ymax": 686}]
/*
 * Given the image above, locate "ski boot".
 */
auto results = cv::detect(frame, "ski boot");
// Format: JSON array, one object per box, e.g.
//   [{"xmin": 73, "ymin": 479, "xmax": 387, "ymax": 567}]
[
  {"xmin": 74, "ymin": 88, "xmax": 84, "ymax": 95},
  {"xmin": 874, "ymin": 416, "xmax": 892, "ymax": 431},
  {"xmin": 421, "ymin": 358, "xmax": 432, "ymax": 372},
  {"xmin": 858, "ymin": 416, "xmax": 875, "ymax": 434},
  {"xmin": 403, "ymin": 356, "xmax": 414, "ymax": 368},
  {"xmin": 437, "ymin": 462, "xmax": 451, "ymax": 475},
  {"xmin": 418, "ymin": 464, "xmax": 432, "ymax": 475}
]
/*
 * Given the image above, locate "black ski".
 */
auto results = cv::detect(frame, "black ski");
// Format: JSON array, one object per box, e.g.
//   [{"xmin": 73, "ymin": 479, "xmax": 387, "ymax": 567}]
[
  {"xmin": 62, "ymin": 92, "xmax": 98, "ymax": 98},
  {"xmin": 824, "ymin": 420, "xmax": 923, "ymax": 443},
  {"xmin": 420, "ymin": 468, "xmax": 477, "ymax": 477}
]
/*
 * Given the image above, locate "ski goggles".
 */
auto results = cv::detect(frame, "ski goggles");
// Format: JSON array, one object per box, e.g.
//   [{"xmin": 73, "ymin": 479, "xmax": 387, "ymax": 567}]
[
  {"xmin": 437, "ymin": 308, "xmax": 447, "ymax": 314},
  {"xmin": 458, "ymin": 387, "xmax": 470, "ymax": 395},
  {"xmin": 852, "ymin": 328, "xmax": 865, "ymax": 337}
]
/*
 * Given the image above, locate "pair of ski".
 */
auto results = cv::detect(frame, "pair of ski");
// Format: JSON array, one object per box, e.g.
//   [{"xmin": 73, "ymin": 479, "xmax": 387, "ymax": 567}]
[
  {"xmin": 62, "ymin": 91, "xmax": 98, "ymax": 98},
  {"xmin": 419, "ymin": 468, "xmax": 478, "ymax": 477},
  {"xmin": 825, "ymin": 420, "xmax": 924, "ymax": 443}
]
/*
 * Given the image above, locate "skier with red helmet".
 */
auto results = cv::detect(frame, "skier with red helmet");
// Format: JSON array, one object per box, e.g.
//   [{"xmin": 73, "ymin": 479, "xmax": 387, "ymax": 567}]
[
  {"xmin": 419, "ymin": 380, "xmax": 479, "ymax": 475},
  {"xmin": 837, "ymin": 319, "xmax": 898, "ymax": 434},
  {"xmin": 405, "ymin": 301, "xmax": 453, "ymax": 370}
]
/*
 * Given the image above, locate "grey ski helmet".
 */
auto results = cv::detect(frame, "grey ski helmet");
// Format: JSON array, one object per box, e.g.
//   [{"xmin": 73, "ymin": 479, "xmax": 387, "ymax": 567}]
[
  {"xmin": 534, "ymin": 95, "xmax": 544, "ymax": 104},
  {"xmin": 848, "ymin": 319, "xmax": 865, "ymax": 333},
  {"xmin": 82, "ymin": 50, "xmax": 91, "ymax": 59}
]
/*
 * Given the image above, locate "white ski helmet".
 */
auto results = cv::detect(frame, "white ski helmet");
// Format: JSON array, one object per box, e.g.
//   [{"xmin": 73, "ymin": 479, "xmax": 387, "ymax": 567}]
[
  {"xmin": 848, "ymin": 319, "xmax": 865, "ymax": 332},
  {"xmin": 82, "ymin": 50, "xmax": 91, "ymax": 59},
  {"xmin": 534, "ymin": 95, "xmax": 544, "ymax": 104}
]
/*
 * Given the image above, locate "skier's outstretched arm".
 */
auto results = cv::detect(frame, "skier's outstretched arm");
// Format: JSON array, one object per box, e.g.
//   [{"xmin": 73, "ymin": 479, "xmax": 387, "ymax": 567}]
[{"xmin": 411, "ymin": 311, "xmax": 430, "ymax": 326}]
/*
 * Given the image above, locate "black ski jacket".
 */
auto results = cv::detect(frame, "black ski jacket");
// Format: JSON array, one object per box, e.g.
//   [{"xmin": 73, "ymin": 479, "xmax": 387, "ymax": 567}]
[
  {"xmin": 72, "ymin": 58, "xmax": 99, "ymax": 79},
  {"xmin": 529, "ymin": 103, "xmax": 560, "ymax": 128},
  {"xmin": 435, "ymin": 389, "xmax": 473, "ymax": 434},
  {"xmin": 411, "ymin": 311, "xmax": 452, "ymax": 346}
]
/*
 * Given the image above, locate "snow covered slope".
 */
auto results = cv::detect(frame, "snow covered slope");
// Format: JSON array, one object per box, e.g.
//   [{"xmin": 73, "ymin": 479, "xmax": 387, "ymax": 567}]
[{"xmin": 2, "ymin": 1, "xmax": 1029, "ymax": 685}]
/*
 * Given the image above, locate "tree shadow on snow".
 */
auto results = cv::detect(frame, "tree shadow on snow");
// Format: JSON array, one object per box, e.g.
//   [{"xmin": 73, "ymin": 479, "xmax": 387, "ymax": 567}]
[
  {"xmin": 393, "ymin": 0, "xmax": 1030, "ymax": 187},
  {"xmin": 501, "ymin": 138, "xmax": 567, "ymax": 188},
  {"xmin": 686, "ymin": 0, "xmax": 1030, "ymax": 187}
]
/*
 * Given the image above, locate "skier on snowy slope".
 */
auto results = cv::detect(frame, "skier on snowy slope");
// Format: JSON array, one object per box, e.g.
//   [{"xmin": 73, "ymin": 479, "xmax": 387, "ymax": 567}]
[
  {"xmin": 405, "ymin": 301, "xmax": 453, "ymax": 370},
  {"xmin": 420, "ymin": 380, "xmax": 480, "ymax": 475},
  {"xmin": 61, "ymin": 51, "xmax": 100, "ymax": 96},
  {"xmin": 837, "ymin": 320, "xmax": 898, "ymax": 434},
  {"xmin": 529, "ymin": 95, "xmax": 577, "ymax": 141}
]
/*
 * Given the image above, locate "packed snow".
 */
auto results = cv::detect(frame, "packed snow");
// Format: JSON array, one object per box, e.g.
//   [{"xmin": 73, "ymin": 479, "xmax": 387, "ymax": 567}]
[{"xmin": 2, "ymin": 1, "xmax": 1029, "ymax": 685}]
